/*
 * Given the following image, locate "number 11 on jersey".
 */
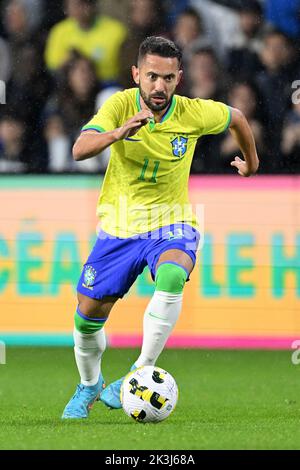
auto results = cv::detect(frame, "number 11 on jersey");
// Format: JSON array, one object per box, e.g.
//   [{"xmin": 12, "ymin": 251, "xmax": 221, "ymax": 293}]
[{"xmin": 138, "ymin": 158, "xmax": 160, "ymax": 183}]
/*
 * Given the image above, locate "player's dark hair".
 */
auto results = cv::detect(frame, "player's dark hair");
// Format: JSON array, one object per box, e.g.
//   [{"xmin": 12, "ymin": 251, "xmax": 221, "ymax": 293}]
[{"xmin": 138, "ymin": 36, "xmax": 182, "ymax": 67}]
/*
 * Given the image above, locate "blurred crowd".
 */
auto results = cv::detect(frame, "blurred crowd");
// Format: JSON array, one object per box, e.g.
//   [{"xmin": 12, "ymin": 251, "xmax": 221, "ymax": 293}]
[{"xmin": 0, "ymin": 0, "xmax": 300, "ymax": 174}]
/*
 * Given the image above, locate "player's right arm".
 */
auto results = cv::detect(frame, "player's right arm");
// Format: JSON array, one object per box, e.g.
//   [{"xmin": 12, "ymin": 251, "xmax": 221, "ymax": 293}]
[{"xmin": 73, "ymin": 110, "xmax": 153, "ymax": 161}]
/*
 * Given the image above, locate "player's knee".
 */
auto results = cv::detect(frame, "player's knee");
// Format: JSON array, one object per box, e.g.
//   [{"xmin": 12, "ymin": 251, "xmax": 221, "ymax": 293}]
[
  {"xmin": 75, "ymin": 306, "xmax": 107, "ymax": 334},
  {"xmin": 155, "ymin": 263, "xmax": 188, "ymax": 294},
  {"xmin": 77, "ymin": 294, "xmax": 111, "ymax": 317}
]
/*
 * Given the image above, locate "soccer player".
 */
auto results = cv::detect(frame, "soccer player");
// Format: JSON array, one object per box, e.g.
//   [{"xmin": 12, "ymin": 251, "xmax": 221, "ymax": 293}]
[{"xmin": 62, "ymin": 36, "xmax": 259, "ymax": 418}]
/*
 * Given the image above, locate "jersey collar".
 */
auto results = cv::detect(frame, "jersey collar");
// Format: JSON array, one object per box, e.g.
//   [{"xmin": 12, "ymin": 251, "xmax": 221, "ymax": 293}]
[{"xmin": 135, "ymin": 89, "xmax": 176, "ymax": 125}]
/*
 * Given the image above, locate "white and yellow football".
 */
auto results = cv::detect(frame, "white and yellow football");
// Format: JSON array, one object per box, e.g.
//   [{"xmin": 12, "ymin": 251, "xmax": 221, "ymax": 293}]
[{"xmin": 120, "ymin": 366, "xmax": 178, "ymax": 423}]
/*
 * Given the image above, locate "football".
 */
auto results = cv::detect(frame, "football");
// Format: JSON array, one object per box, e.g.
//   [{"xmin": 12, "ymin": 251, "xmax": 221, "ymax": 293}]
[{"xmin": 120, "ymin": 366, "xmax": 178, "ymax": 423}]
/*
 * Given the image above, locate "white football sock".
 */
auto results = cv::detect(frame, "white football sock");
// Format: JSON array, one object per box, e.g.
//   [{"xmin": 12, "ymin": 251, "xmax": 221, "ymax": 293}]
[
  {"xmin": 73, "ymin": 328, "xmax": 106, "ymax": 387},
  {"xmin": 134, "ymin": 290, "xmax": 182, "ymax": 368}
]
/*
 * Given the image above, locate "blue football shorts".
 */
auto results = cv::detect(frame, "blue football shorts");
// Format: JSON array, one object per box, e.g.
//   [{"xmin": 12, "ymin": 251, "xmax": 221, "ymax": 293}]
[{"xmin": 77, "ymin": 223, "xmax": 200, "ymax": 300}]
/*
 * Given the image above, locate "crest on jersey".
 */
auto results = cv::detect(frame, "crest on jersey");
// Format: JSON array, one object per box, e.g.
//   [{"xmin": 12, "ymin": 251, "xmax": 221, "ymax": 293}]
[
  {"xmin": 171, "ymin": 136, "xmax": 188, "ymax": 158},
  {"xmin": 83, "ymin": 265, "xmax": 97, "ymax": 289}
]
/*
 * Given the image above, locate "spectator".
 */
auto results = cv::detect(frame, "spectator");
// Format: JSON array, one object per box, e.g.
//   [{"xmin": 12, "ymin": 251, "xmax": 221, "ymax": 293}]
[
  {"xmin": 44, "ymin": 52, "xmax": 101, "ymax": 172},
  {"xmin": 190, "ymin": 0, "xmax": 240, "ymax": 59},
  {"xmin": 187, "ymin": 47, "xmax": 228, "ymax": 174},
  {"xmin": 220, "ymin": 81, "xmax": 265, "ymax": 172},
  {"xmin": 45, "ymin": 0, "xmax": 127, "ymax": 85},
  {"xmin": 3, "ymin": 0, "xmax": 43, "ymax": 34},
  {"xmin": 256, "ymin": 29, "xmax": 298, "ymax": 171},
  {"xmin": 119, "ymin": 0, "xmax": 166, "ymax": 89},
  {"xmin": 3, "ymin": 0, "xmax": 45, "ymax": 74},
  {"xmin": 172, "ymin": 6, "xmax": 214, "ymax": 96},
  {"xmin": 0, "ymin": 115, "xmax": 26, "ymax": 172},
  {"xmin": 46, "ymin": 52, "xmax": 99, "ymax": 137},
  {"xmin": 3, "ymin": 0, "xmax": 50, "ymax": 119},
  {"xmin": 226, "ymin": 0, "xmax": 264, "ymax": 79},
  {"xmin": 186, "ymin": 46, "xmax": 227, "ymax": 100},
  {"xmin": 5, "ymin": 42, "xmax": 51, "ymax": 172},
  {"xmin": 172, "ymin": 7, "xmax": 208, "ymax": 56},
  {"xmin": 281, "ymin": 98, "xmax": 300, "ymax": 173}
]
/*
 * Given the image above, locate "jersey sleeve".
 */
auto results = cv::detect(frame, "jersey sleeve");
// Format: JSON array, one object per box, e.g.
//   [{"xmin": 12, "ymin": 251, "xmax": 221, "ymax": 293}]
[
  {"xmin": 81, "ymin": 91, "xmax": 124, "ymax": 133},
  {"xmin": 193, "ymin": 99, "xmax": 232, "ymax": 136}
]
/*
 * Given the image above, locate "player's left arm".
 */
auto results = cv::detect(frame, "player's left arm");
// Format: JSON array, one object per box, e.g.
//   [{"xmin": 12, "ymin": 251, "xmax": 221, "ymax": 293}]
[{"xmin": 228, "ymin": 107, "xmax": 260, "ymax": 177}]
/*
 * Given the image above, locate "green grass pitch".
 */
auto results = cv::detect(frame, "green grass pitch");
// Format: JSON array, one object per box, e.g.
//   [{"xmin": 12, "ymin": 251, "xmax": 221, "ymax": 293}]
[{"xmin": 0, "ymin": 347, "xmax": 299, "ymax": 450}]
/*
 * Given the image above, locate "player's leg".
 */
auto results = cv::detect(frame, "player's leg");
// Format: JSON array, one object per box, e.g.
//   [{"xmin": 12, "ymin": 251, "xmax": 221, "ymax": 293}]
[
  {"xmin": 100, "ymin": 249, "xmax": 195, "ymax": 410},
  {"xmin": 74, "ymin": 293, "xmax": 117, "ymax": 386},
  {"xmin": 134, "ymin": 249, "xmax": 193, "ymax": 368},
  {"xmin": 62, "ymin": 293, "xmax": 118, "ymax": 419},
  {"xmin": 63, "ymin": 230, "xmax": 146, "ymax": 417}
]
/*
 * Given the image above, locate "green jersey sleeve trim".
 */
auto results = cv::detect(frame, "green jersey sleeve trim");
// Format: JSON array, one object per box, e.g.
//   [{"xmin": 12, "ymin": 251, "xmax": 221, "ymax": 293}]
[
  {"xmin": 222, "ymin": 106, "xmax": 232, "ymax": 132},
  {"xmin": 81, "ymin": 125, "xmax": 106, "ymax": 133}
]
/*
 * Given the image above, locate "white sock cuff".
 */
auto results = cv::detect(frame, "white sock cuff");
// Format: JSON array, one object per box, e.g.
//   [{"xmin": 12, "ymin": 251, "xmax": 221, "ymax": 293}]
[
  {"xmin": 73, "ymin": 327, "xmax": 106, "ymax": 352},
  {"xmin": 154, "ymin": 290, "xmax": 183, "ymax": 303}
]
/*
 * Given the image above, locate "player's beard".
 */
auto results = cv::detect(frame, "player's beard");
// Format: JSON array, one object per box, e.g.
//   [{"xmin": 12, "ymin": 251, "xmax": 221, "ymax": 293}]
[{"xmin": 139, "ymin": 86, "xmax": 173, "ymax": 112}]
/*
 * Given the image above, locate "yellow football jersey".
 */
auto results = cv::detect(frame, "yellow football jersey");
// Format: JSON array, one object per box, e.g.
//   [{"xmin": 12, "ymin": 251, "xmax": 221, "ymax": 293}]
[
  {"xmin": 45, "ymin": 16, "xmax": 127, "ymax": 82},
  {"xmin": 82, "ymin": 88, "xmax": 231, "ymax": 237}
]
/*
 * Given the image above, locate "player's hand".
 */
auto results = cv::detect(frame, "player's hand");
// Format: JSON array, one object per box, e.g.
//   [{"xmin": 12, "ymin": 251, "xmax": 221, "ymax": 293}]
[
  {"xmin": 114, "ymin": 110, "xmax": 154, "ymax": 140},
  {"xmin": 230, "ymin": 156, "xmax": 253, "ymax": 177}
]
